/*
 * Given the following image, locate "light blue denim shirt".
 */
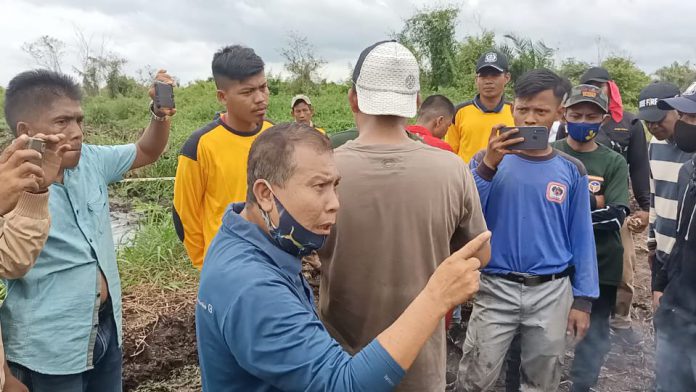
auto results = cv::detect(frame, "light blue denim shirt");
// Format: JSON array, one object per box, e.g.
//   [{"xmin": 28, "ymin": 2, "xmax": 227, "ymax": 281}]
[{"xmin": 0, "ymin": 144, "xmax": 136, "ymax": 374}]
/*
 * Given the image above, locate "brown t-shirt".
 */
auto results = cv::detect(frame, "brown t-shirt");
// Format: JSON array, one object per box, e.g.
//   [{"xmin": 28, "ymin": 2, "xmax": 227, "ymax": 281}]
[{"xmin": 318, "ymin": 139, "xmax": 487, "ymax": 392}]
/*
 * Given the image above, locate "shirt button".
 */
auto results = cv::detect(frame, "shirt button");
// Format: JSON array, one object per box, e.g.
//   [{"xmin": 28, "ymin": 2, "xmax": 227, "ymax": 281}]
[
  {"xmin": 89, "ymin": 239, "xmax": 93, "ymax": 243},
  {"xmin": 96, "ymin": 292, "xmax": 101, "ymax": 298}
]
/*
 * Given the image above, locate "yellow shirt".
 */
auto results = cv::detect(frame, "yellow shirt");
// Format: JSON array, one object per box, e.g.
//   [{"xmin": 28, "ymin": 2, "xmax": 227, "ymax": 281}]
[
  {"xmin": 173, "ymin": 114, "xmax": 274, "ymax": 269},
  {"xmin": 445, "ymin": 96, "xmax": 514, "ymax": 163}
]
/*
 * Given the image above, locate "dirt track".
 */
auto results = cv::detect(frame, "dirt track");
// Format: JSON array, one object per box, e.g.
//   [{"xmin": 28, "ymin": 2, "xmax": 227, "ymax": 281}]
[{"xmin": 122, "ymin": 231, "xmax": 656, "ymax": 392}]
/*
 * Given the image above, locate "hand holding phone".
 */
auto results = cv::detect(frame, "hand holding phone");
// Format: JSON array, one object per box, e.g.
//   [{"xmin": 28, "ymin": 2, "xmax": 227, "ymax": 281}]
[
  {"xmin": 482, "ymin": 124, "xmax": 525, "ymax": 170},
  {"xmin": 503, "ymin": 126, "xmax": 549, "ymax": 150},
  {"xmin": 149, "ymin": 69, "xmax": 177, "ymax": 118}
]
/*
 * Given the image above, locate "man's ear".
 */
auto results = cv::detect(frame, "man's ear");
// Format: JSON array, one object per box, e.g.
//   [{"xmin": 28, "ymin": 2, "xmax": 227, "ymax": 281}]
[
  {"xmin": 555, "ymin": 106, "xmax": 566, "ymax": 122},
  {"xmin": 504, "ymin": 72, "xmax": 512, "ymax": 85},
  {"xmin": 434, "ymin": 115, "xmax": 445, "ymax": 129},
  {"xmin": 15, "ymin": 122, "xmax": 30, "ymax": 137},
  {"xmin": 253, "ymin": 179, "xmax": 275, "ymax": 214},
  {"xmin": 216, "ymin": 90, "xmax": 227, "ymax": 106},
  {"xmin": 600, "ymin": 113, "xmax": 610, "ymax": 126},
  {"xmin": 348, "ymin": 88, "xmax": 360, "ymax": 114}
]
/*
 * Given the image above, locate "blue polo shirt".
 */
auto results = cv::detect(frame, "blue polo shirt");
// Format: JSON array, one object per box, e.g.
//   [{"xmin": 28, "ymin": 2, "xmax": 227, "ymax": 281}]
[
  {"xmin": 1, "ymin": 144, "xmax": 136, "ymax": 374},
  {"xmin": 196, "ymin": 203, "xmax": 404, "ymax": 392}
]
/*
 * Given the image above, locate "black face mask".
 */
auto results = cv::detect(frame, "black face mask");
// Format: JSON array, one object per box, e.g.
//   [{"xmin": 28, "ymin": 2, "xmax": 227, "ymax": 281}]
[{"xmin": 674, "ymin": 120, "xmax": 696, "ymax": 153}]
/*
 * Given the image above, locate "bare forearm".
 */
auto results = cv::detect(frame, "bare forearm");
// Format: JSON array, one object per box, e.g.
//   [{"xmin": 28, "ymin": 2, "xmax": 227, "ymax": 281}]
[
  {"xmin": 376, "ymin": 289, "xmax": 447, "ymax": 370},
  {"xmin": 133, "ymin": 118, "xmax": 171, "ymax": 170}
]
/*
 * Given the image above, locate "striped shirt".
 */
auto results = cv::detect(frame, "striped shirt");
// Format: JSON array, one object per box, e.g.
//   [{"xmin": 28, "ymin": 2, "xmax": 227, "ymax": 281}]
[{"xmin": 648, "ymin": 138, "xmax": 692, "ymax": 263}]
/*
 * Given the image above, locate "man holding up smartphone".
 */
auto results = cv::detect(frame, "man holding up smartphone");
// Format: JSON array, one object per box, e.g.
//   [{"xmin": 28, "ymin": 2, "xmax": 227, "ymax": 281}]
[
  {"xmin": 457, "ymin": 69, "xmax": 599, "ymax": 391},
  {"xmin": 1, "ymin": 68, "xmax": 174, "ymax": 392},
  {"xmin": 552, "ymin": 85, "xmax": 630, "ymax": 392}
]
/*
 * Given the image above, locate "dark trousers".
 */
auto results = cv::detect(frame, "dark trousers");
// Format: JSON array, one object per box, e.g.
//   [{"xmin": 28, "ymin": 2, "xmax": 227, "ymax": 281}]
[
  {"xmin": 9, "ymin": 300, "xmax": 122, "ymax": 392},
  {"xmin": 655, "ymin": 327, "xmax": 696, "ymax": 391},
  {"xmin": 570, "ymin": 284, "xmax": 617, "ymax": 392}
]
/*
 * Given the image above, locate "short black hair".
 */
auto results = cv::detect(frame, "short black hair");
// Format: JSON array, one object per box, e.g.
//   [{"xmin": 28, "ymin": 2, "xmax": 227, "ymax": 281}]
[
  {"xmin": 246, "ymin": 122, "xmax": 331, "ymax": 204},
  {"xmin": 4, "ymin": 69, "xmax": 82, "ymax": 135},
  {"xmin": 418, "ymin": 94, "xmax": 455, "ymax": 120},
  {"xmin": 212, "ymin": 45, "xmax": 265, "ymax": 88},
  {"xmin": 514, "ymin": 69, "xmax": 570, "ymax": 103}
]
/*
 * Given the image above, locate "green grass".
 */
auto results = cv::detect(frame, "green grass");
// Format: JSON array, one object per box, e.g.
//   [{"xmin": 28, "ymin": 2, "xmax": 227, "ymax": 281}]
[{"xmin": 116, "ymin": 202, "xmax": 198, "ymax": 290}]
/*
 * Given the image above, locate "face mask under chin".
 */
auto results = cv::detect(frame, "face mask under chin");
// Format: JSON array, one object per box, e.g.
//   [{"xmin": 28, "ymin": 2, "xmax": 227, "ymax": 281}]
[{"xmin": 260, "ymin": 185, "xmax": 327, "ymax": 258}]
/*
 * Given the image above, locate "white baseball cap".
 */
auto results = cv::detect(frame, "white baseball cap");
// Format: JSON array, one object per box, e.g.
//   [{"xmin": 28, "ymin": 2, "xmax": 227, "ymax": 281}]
[
  {"xmin": 291, "ymin": 94, "xmax": 312, "ymax": 108},
  {"xmin": 351, "ymin": 40, "xmax": 420, "ymax": 118}
]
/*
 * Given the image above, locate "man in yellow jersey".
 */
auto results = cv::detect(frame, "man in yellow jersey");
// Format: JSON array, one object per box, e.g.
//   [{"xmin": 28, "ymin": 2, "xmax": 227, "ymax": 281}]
[
  {"xmin": 445, "ymin": 50, "xmax": 514, "ymax": 162},
  {"xmin": 173, "ymin": 45, "xmax": 274, "ymax": 269},
  {"xmin": 291, "ymin": 94, "xmax": 325, "ymax": 133}
]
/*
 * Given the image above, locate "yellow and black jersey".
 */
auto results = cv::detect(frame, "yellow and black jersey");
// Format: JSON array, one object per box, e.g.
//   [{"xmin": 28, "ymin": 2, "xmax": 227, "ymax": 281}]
[
  {"xmin": 173, "ymin": 114, "xmax": 274, "ymax": 269},
  {"xmin": 445, "ymin": 95, "xmax": 514, "ymax": 163}
]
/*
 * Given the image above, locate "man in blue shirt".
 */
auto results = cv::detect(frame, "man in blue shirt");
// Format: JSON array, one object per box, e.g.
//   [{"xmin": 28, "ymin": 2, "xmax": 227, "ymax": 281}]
[
  {"xmin": 1, "ymin": 69, "xmax": 175, "ymax": 392},
  {"xmin": 457, "ymin": 69, "xmax": 599, "ymax": 391},
  {"xmin": 196, "ymin": 122, "xmax": 491, "ymax": 392}
]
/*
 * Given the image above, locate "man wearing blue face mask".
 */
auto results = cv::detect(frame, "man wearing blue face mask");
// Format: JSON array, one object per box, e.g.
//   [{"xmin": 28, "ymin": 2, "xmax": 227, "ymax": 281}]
[
  {"xmin": 552, "ymin": 84, "xmax": 630, "ymax": 392},
  {"xmin": 195, "ymin": 122, "xmax": 491, "ymax": 392}
]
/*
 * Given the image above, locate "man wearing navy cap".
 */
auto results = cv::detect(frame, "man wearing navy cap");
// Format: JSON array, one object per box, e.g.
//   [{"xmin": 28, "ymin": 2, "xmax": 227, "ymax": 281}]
[
  {"xmin": 445, "ymin": 50, "xmax": 514, "ymax": 163},
  {"xmin": 652, "ymin": 84, "xmax": 696, "ymax": 392},
  {"xmin": 639, "ymin": 82, "xmax": 693, "ymax": 315}
]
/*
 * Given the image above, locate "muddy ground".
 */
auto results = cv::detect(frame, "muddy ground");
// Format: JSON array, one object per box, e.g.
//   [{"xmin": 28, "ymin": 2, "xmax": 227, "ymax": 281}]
[{"xmin": 123, "ymin": 232, "xmax": 655, "ymax": 392}]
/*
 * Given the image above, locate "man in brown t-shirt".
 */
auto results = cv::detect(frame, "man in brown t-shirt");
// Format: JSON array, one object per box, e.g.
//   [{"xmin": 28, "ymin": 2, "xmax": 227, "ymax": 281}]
[{"xmin": 318, "ymin": 40, "xmax": 490, "ymax": 392}]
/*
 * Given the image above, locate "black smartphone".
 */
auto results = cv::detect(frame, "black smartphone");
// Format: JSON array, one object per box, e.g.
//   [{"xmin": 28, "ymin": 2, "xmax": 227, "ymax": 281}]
[
  {"xmin": 25, "ymin": 137, "xmax": 45, "ymax": 166},
  {"xmin": 503, "ymin": 126, "xmax": 549, "ymax": 150},
  {"xmin": 154, "ymin": 81, "xmax": 175, "ymax": 109}
]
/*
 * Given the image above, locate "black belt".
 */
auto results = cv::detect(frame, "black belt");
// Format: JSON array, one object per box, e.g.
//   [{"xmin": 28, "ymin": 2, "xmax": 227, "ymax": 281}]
[{"xmin": 494, "ymin": 266, "xmax": 574, "ymax": 287}]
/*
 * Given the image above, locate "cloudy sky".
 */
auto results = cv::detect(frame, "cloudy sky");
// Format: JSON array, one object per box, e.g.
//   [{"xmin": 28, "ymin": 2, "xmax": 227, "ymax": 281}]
[{"xmin": 0, "ymin": 0, "xmax": 693, "ymax": 86}]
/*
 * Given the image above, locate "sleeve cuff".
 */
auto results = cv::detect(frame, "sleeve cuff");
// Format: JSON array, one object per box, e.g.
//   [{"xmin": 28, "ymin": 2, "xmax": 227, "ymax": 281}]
[
  {"xmin": 11, "ymin": 192, "xmax": 50, "ymax": 220},
  {"xmin": 362, "ymin": 340, "xmax": 405, "ymax": 389},
  {"xmin": 475, "ymin": 161, "xmax": 497, "ymax": 182},
  {"xmin": 572, "ymin": 298, "xmax": 593, "ymax": 313}
]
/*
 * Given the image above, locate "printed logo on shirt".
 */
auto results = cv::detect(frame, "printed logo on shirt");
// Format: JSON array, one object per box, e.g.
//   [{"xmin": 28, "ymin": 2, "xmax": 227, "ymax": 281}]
[
  {"xmin": 197, "ymin": 297, "xmax": 214, "ymax": 314},
  {"xmin": 588, "ymin": 175, "xmax": 604, "ymax": 194},
  {"xmin": 546, "ymin": 182, "xmax": 567, "ymax": 204}
]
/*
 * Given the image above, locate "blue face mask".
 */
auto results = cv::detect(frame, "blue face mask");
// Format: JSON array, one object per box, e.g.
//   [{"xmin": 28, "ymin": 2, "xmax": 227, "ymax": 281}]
[
  {"xmin": 566, "ymin": 121, "xmax": 601, "ymax": 142},
  {"xmin": 260, "ymin": 187, "xmax": 327, "ymax": 258}
]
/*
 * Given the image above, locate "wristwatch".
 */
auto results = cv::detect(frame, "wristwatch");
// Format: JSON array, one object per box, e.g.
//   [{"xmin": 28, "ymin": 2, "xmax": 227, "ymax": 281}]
[{"xmin": 150, "ymin": 101, "xmax": 169, "ymax": 122}]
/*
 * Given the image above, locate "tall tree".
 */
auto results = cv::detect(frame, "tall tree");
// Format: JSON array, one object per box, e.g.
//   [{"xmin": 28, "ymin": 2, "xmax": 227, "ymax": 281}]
[
  {"xmin": 280, "ymin": 32, "xmax": 326, "ymax": 94},
  {"xmin": 557, "ymin": 58, "xmax": 591, "ymax": 85},
  {"xmin": 601, "ymin": 56, "xmax": 651, "ymax": 110},
  {"xmin": 497, "ymin": 34, "xmax": 555, "ymax": 84},
  {"xmin": 398, "ymin": 6, "xmax": 458, "ymax": 90},
  {"xmin": 22, "ymin": 35, "xmax": 66, "ymax": 73},
  {"xmin": 654, "ymin": 61, "xmax": 696, "ymax": 91}
]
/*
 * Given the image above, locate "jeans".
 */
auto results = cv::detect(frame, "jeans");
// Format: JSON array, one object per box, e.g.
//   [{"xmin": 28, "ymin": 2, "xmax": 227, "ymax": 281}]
[
  {"xmin": 570, "ymin": 284, "xmax": 617, "ymax": 392},
  {"xmin": 9, "ymin": 300, "xmax": 122, "ymax": 392},
  {"xmin": 655, "ymin": 327, "xmax": 696, "ymax": 391}
]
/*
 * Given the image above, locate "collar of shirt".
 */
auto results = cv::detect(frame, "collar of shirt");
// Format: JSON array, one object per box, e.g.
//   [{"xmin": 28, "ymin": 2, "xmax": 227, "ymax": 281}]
[
  {"xmin": 221, "ymin": 203, "xmax": 302, "ymax": 278},
  {"xmin": 405, "ymin": 125, "xmax": 434, "ymax": 138},
  {"xmin": 473, "ymin": 94, "xmax": 506, "ymax": 114}
]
